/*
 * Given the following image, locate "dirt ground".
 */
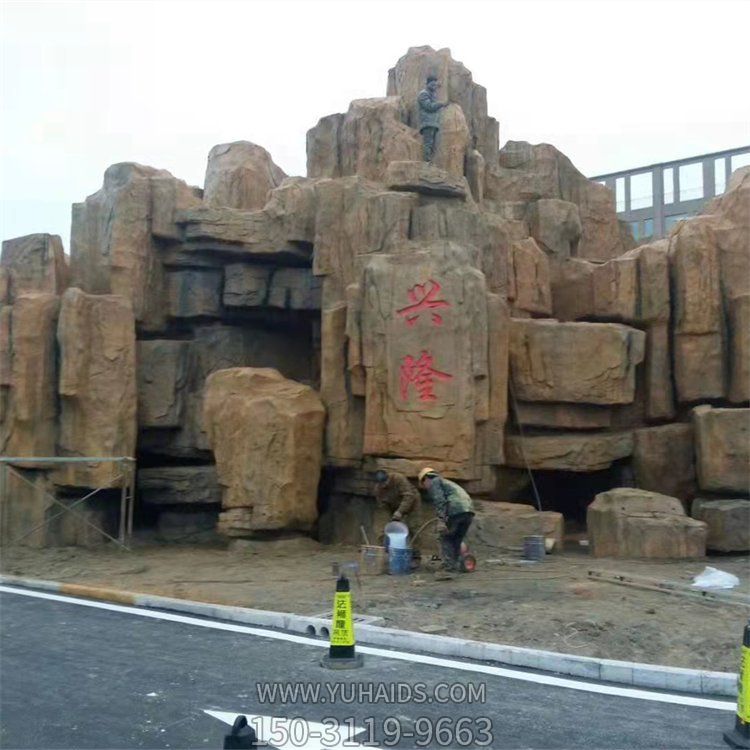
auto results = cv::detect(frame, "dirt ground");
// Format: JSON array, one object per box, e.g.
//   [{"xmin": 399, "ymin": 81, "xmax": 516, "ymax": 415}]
[{"xmin": 2, "ymin": 537, "xmax": 748, "ymax": 673}]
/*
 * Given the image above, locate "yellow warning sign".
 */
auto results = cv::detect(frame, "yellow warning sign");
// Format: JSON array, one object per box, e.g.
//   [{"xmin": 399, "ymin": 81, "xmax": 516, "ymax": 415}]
[
  {"xmin": 330, "ymin": 591, "xmax": 354, "ymax": 647},
  {"xmin": 739, "ymin": 645, "xmax": 750, "ymax": 723}
]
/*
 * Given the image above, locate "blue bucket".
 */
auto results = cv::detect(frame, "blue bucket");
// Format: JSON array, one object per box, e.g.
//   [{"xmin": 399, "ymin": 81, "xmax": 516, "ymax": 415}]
[{"xmin": 388, "ymin": 546, "xmax": 412, "ymax": 575}]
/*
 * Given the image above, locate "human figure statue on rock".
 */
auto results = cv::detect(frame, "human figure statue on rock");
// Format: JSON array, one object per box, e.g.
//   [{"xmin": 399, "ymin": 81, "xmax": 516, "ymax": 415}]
[{"xmin": 417, "ymin": 75, "xmax": 448, "ymax": 162}]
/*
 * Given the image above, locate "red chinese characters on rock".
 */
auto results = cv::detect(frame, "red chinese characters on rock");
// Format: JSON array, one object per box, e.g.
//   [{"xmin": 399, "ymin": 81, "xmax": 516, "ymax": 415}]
[
  {"xmin": 399, "ymin": 351, "xmax": 453, "ymax": 403},
  {"xmin": 396, "ymin": 280, "xmax": 451, "ymax": 327}
]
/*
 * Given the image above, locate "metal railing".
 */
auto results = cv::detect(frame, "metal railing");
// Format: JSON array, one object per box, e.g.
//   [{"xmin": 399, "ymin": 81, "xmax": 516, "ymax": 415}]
[
  {"xmin": 0, "ymin": 457, "xmax": 135, "ymax": 549},
  {"xmin": 590, "ymin": 145, "xmax": 750, "ymax": 240}
]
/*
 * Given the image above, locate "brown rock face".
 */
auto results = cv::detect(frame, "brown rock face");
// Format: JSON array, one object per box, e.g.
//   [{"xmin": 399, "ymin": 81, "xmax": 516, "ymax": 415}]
[
  {"xmin": 136, "ymin": 340, "xmax": 189, "ymax": 429},
  {"xmin": 71, "ymin": 163, "xmax": 201, "ymax": 331},
  {"xmin": 138, "ymin": 465, "xmax": 221, "ymax": 506},
  {"xmin": 1, "ymin": 234, "xmax": 68, "ymax": 302},
  {"xmin": 513, "ymin": 402, "xmax": 612, "ymax": 431},
  {"xmin": 669, "ymin": 216, "xmax": 725, "ymax": 402},
  {"xmin": 203, "ymin": 141, "xmax": 286, "ymax": 211},
  {"xmin": 167, "ymin": 270, "xmax": 223, "ymax": 319},
  {"xmin": 590, "ymin": 256, "xmax": 638, "ymax": 324},
  {"xmin": 0, "ymin": 294, "xmax": 59, "ymax": 457},
  {"xmin": 432, "ymin": 103, "xmax": 470, "ymax": 178},
  {"xmin": 55, "ymin": 289, "xmax": 137, "ymax": 487},
  {"xmin": 505, "ymin": 432, "xmax": 633, "ymax": 472},
  {"xmin": 223, "ymin": 265, "xmax": 321, "ymax": 311},
  {"xmin": 487, "ymin": 142, "xmax": 630, "ymax": 261},
  {"xmin": 691, "ymin": 498, "xmax": 750, "ymax": 552},
  {"xmin": 643, "ymin": 322, "xmax": 675, "ymax": 422},
  {"xmin": 588, "ymin": 488, "xmax": 706, "ymax": 558},
  {"xmin": 526, "ymin": 199, "xmax": 582, "ymax": 260},
  {"xmin": 632, "ymin": 424, "xmax": 696, "ymax": 502},
  {"xmin": 203, "ymin": 368, "xmax": 325, "ymax": 533},
  {"xmin": 0, "ymin": 306, "xmax": 10, "ymax": 389},
  {"xmin": 728, "ymin": 294, "xmax": 750, "ymax": 404},
  {"xmin": 693, "ymin": 406, "xmax": 750, "ymax": 494},
  {"xmin": 307, "ymin": 98, "xmax": 420, "ymax": 183},
  {"xmin": 508, "ymin": 239, "xmax": 551, "ymax": 316},
  {"xmin": 0, "ymin": 269, "xmax": 8, "ymax": 304},
  {"xmin": 712, "ymin": 166, "xmax": 750, "ymax": 301},
  {"xmin": 510, "ymin": 319, "xmax": 645, "ymax": 405}
]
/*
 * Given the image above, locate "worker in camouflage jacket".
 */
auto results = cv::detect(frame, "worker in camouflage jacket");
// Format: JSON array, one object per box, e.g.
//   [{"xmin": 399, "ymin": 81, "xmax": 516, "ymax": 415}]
[
  {"xmin": 373, "ymin": 469, "xmax": 422, "ymax": 555},
  {"xmin": 418, "ymin": 467, "xmax": 475, "ymax": 572}
]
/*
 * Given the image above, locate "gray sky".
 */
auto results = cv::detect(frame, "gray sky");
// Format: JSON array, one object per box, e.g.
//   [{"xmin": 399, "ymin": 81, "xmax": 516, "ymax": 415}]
[{"xmin": 2, "ymin": 0, "xmax": 749, "ymax": 247}]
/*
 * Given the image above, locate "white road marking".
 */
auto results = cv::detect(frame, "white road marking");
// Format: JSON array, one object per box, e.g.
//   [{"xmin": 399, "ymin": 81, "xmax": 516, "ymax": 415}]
[
  {"xmin": 0, "ymin": 585, "xmax": 735, "ymax": 712},
  {"xmin": 205, "ymin": 710, "xmax": 374, "ymax": 749}
]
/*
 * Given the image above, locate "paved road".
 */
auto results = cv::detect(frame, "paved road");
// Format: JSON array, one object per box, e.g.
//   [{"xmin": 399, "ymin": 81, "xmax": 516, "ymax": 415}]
[{"xmin": 0, "ymin": 587, "xmax": 733, "ymax": 749}]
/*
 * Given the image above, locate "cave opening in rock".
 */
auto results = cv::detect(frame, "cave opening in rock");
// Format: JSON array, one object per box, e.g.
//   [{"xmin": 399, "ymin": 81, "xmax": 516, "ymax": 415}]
[{"xmin": 509, "ymin": 460, "xmax": 633, "ymax": 533}]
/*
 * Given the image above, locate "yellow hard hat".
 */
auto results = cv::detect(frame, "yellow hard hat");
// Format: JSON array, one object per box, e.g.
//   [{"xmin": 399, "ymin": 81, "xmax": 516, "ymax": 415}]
[{"xmin": 418, "ymin": 467, "xmax": 437, "ymax": 484}]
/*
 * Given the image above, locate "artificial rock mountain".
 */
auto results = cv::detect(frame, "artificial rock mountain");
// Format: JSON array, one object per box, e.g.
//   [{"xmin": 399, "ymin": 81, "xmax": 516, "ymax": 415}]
[{"xmin": 1, "ymin": 46, "xmax": 748, "ymax": 553}]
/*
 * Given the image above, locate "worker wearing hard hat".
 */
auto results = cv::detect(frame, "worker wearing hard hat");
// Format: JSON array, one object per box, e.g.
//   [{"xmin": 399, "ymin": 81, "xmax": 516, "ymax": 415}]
[{"xmin": 418, "ymin": 468, "xmax": 475, "ymax": 573}]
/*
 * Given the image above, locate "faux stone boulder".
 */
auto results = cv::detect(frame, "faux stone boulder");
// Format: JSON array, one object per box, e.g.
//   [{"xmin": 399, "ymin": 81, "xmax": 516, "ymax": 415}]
[
  {"xmin": 307, "ymin": 97, "xmax": 420, "ymax": 183},
  {"xmin": 178, "ymin": 205, "xmax": 311, "ymax": 263},
  {"xmin": 632, "ymin": 424, "xmax": 696, "ymax": 502},
  {"xmin": 71, "ymin": 163, "xmax": 201, "ymax": 331},
  {"xmin": 385, "ymin": 160, "xmax": 469, "ymax": 199},
  {"xmin": 203, "ymin": 368, "xmax": 325, "ymax": 533},
  {"xmin": 0, "ymin": 293, "xmax": 59, "ymax": 457},
  {"xmin": 510, "ymin": 319, "xmax": 645, "ymax": 404},
  {"xmin": 1, "ymin": 234, "xmax": 68, "ymax": 302},
  {"xmin": 711, "ymin": 166, "xmax": 750, "ymax": 301},
  {"xmin": 203, "ymin": 141, "xmax": 286, "ymax": 211},
  {"xmin": 669, "ymin": 216, "xmax": 725, "ymax": 402},
  {"xmin": 587, "ymin": 488, "xmax": 707, "ymax": 558},
  {"xmin": 468, "ymin": 501, "xmax": 564, "ymax": 551},
  {"xmin": 525, "ymin": 199, "xmax": 582, "ymax": 259},
  {"xmin": 432, "ymin": 103, "xmax": 470, "ymax": 178},
  {"xmin": 487, "ymin": 141, "xmax": 630, "ymax": 261},
  {"xmin": 508, "ymin": 238, "xmax": 551, "ymax": 316},
  {"xmin": 54, "ymin": 288, "xmax": 137, "ymax": 488},
  {"xmin": 693, "ymin": 406, "xmax": 750, "ymax": 494},
  {"xmin": 691, "ymin": 498, "xmax": 750, "ymax": 552}
]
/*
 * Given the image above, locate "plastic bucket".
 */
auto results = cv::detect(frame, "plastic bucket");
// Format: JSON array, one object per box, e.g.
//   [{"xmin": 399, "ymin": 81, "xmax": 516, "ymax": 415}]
[
  {"xmin": 388, "ymin": 546, "xmax": 412, "ymax": 575},
  {"xmin": 523, "ymin": 535, "xmax": 546, "ymax": 561},
  {"xmin": 384, "ymin": 521, "xmax": 409, "ymax": 549}
]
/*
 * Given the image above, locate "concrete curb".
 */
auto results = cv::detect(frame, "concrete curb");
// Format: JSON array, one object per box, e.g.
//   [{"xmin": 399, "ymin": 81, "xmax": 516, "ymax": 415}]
[{"xmin": 1, "ymin": 574, "xmax": 737, "ymax": 698}]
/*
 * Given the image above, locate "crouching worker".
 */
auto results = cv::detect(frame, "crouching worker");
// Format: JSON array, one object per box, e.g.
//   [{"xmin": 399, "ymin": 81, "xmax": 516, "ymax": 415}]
[
  {"xmin": 374, "ymin": 469, "xmax": 422, "ymax": 563},
  {"xmin": 418, "ymin": 467, "xmax": 474, "ymax": 573}
]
